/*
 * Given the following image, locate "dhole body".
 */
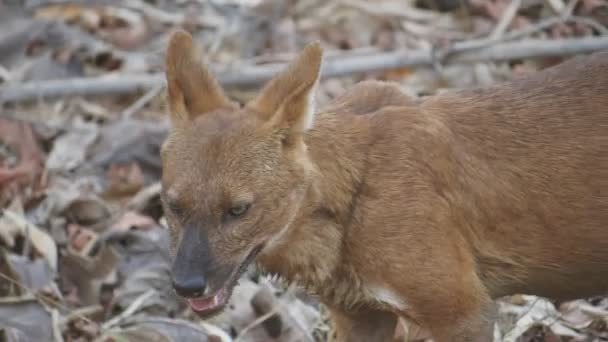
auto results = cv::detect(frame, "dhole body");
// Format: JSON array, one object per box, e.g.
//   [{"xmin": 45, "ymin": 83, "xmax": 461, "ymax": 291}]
[{"xmin": 160, "ymin": 30, "xmax": 608, "ymax": 342}]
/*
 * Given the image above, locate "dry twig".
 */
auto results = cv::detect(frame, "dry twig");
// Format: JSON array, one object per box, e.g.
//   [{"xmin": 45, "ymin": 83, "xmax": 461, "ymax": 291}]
[
  {"xmin": 120, "ymin": 84, "xmax": 164, "ymax": 119},
  {"xmin": 2, "ymin": 37, "xmax": 608, "ymax": 103},
  {"xmin": 100, "ymin": 289, "xmax": 155, "ymax": 331},
  {"xmin": 490, "ymin": 0, "xmax": 523, "ymax": 39}
]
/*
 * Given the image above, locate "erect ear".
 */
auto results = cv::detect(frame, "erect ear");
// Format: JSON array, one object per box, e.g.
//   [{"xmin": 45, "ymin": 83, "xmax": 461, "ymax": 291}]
[
  {"xmin": 248, "ymin": 42, "xmax": 323, "ymax": 134},
  {"xmin": 165, "ymin": 30, "xmax": 234, "ymax": 124}
]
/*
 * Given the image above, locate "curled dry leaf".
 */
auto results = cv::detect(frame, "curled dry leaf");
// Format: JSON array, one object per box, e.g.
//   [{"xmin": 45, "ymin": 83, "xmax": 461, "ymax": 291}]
[
  {"xmin": 208, "ymin": 277, "xmax": 319, "ymax": 342},
  {"xmin": 496, "ymin": 295, "xmax": 588, "ymax": 341},
  {"xmin": 0, "ymin": 210, "xmax": 58, "ymax": 271},
  {"xmin": 61, "ymin": 235, "xmax": 119, "ymax": 306},
  {"xmin": 110, "ymin": 263, "xmax": 179, "ymax": 318},
  {"xmin": 29, "ymin": 176, "xmax": 102, "ymax": 229},
  {"xmin": 559, "ymin": 298, "xmax": 608, "ymax": 333},
  {"xmin": 64, "ymin": 197, "xmax": 112, "ymax": 228}
]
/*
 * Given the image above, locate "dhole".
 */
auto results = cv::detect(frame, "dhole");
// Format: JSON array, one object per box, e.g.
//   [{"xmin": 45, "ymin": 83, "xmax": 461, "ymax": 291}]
[{"xmin": 160, "ymin": 29, "xmax": 607, "ymax": 342}]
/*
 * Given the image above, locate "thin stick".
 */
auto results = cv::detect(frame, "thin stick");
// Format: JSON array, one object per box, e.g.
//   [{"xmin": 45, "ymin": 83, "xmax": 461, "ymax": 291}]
[
  {"xmin": 490, "ymin": 0, "xmax": 522, "ymax": 39},
  {"xmin": 337, "ymin": 0, "xmax": 439, "ymax": 21},
  {"xmin": 2, "ymin": 37, "xmax": 608, "ymax": 103},
  {"xmin": 120, "ymin": 84, "xmax": 163, "ymax": 119},
  {"xmin": 562, "ymin": 0, "xmax": 580, "ymax": 18},
  {"xmin": 122, "ymin": 0, "xmax": 222, "ymax": 27},
  {"xmin": 100, "ymin": 289, "xmax": 155, "ymax": 331},
  {"xmin": 444, "ymin": 14, "xmax": 607, "ymax": 56},
  {"xmin": 52, "ymin": 309, "xmax": 65, "ymax": 342},
  {"xmin": 0, "ymin": 271, "xmax": 95, "ymax": 326},
  {"xmin": 234, "ymin": 306, "xmax": 282, "ymax": 342}
]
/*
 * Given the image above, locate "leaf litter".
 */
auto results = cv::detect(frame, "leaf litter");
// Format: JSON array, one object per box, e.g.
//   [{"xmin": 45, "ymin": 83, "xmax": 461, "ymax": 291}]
[{"xmin": 0, "ymin": 0, "xmax": 606, "ymax": 341}]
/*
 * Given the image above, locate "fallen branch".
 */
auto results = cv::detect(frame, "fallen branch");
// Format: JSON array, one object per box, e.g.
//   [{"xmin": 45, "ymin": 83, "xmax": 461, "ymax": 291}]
[
  {"xmin": 119, "ymin": 84, "xmax": 164, "ymax": 119},
  {"xmin": 337, "ymin": 0, "xmax": 439, "ymax": 22},
  {"xmin": 1, "ymin": 37, "xmax": 608, "ymax": 103}
]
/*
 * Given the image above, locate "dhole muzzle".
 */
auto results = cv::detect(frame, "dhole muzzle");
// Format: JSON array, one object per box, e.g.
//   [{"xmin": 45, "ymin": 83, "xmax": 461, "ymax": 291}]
[{"xmin": 169, "ymin": 219, "xmax": 262, "ymax": 315}]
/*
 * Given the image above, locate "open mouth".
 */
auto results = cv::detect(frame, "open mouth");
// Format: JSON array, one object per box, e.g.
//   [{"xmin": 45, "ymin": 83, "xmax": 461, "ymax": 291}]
[{"xmin": 184, "ymin": 245, "xmax": 263, "ymax": 317}]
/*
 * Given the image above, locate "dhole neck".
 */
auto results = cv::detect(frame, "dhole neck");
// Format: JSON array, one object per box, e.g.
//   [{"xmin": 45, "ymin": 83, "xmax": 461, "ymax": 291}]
[{"xmin": 256, "ymin": 112, "xmax": 370, "ymax": 300}]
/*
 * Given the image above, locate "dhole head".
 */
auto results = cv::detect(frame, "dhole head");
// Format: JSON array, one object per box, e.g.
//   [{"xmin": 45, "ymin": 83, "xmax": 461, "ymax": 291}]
[{"xmin": 160, "ymin": 30, "xmax": 323, "ymax": 316}]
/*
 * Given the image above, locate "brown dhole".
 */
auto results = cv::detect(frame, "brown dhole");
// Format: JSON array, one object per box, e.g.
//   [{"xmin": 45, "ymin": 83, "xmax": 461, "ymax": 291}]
[{"xmin": 160, "ymin": 29, "xmax": 607, "ymax": 342}]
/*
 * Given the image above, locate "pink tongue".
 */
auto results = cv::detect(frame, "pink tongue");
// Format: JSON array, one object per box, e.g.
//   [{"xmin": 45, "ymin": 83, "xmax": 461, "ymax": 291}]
[{"xmin": 188, "ymin": 295, "xmax": 219, "ymax": 312}]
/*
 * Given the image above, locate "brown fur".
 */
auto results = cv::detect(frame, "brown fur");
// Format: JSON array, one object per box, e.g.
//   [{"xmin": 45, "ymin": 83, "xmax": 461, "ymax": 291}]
[{"xmin": 161, "ymin": 29, "xmax": 608, "ymax": 342}]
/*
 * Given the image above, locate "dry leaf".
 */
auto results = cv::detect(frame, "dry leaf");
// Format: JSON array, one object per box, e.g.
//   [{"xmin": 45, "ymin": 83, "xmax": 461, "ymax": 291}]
[
  {"xmin": 45, "ymin": 117, "xmax": 99, "ymax": 173},
  {"xmin": 0, "ymin": 299, "xmax": 53, "ymax": 342},
  {"xmin": 111, "ymin": 211, "xmax": 157, "ymax": 232},
  {"xmin": 0, "ymin": 210, "xmax": 58, "ymax": 271},
  {"xmin": 0, "ymin": 118, "xmax": 43, "ymax": 206},
  {"xmin": 101, "ymin": 162, "xmax": 145, "ymax": 199}
]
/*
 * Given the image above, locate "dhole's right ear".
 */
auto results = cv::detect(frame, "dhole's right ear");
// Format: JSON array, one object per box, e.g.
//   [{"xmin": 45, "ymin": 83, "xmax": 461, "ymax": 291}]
[
  {"xmin": 247, "ymin": 42, "xmax": 323, "ymax": 136},
  {"xmin": 165, "ymin": 30, "xmax": 234, "ymax": 124}
]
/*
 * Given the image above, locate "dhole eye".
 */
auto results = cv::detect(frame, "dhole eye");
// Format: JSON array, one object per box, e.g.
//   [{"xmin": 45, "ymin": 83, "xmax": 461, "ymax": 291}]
[{"xmin": 228, "ymin": 202, "xmax": 250, "ymax": 218}]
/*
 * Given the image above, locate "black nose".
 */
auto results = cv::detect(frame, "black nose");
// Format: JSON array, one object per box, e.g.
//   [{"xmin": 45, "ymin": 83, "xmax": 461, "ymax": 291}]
[{"xmin": 172, "ymin": 274, "xmax": 207, "ymax": 298}]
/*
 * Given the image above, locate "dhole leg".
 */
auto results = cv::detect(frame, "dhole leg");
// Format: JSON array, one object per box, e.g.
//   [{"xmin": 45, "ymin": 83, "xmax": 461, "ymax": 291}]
[
  {"xmin": 423, "ymin": 298, "xmax": 497, "ymax": 342},
  {"xmin": 329, "ymin": 307, "xmax": 397, "ymax": 342}
]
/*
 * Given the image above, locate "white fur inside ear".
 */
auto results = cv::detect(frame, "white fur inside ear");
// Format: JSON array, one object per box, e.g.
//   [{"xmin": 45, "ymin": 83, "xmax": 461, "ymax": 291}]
[{"xmin": 302, "ymin": 81, "xmax": 317, "ymax": 131}]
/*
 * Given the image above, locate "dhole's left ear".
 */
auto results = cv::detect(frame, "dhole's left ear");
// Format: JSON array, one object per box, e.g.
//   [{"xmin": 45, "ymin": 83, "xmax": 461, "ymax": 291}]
[
  {"xmin": 248, "ymin": 42, "xmax": 323, "ymax": 134},
  {"xmin": 165, "ymin": 30, "xmax": 235, "ymax": 124}
]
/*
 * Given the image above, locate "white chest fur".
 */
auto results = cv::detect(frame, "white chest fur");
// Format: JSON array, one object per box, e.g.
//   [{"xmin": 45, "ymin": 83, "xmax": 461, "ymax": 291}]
[{"xmin": 369, "ymin": 285, "xmax": 409, "ymax": 311}]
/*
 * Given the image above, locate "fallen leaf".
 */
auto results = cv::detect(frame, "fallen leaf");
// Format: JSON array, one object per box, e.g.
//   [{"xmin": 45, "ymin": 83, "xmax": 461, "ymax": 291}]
[
  {"xmin": 0, "ymin": 298, "xmax": 53, "ymax": 342},
  {"xmin": 101, "ymin": 161, "xmax": 145, "ymax": 200},
  {"xmin": 64, "ymin": 197, "xmax": 112, "ymax": 228},
  {"xmin": 104, "ymin": 226, "xmax": 180, "ymax": 317},
  {"xmin": 5, "ymin": 253, "xmax": 54, "ymax": 293},
  {"xmin": 111, "ymin": 211, "xmax": 157, "ymax": 232},
  {"xmin": 0, "ymin": 210, "xmax": 58, "ymax": 271},
  {"xmin": 0, "ymin": 118, "xmax": 44, "ymax": 207},
  {"xmin": 45, "ymin": 116, "xmax": 99, "ymax": 174},
  {"xmin": 87, "ymin": 118, "xmax": 168, "ymax": 185},
  {"xmin": 28, "ymin": 176, "xmax": 102, "ymax": 230},
  {"xmin": 61, "ymin": 238, "xmax": 119, "ymax": 305},
  {"xmin": 100, "ymin": 316, "xmax": 229, "ymax": 342}
]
